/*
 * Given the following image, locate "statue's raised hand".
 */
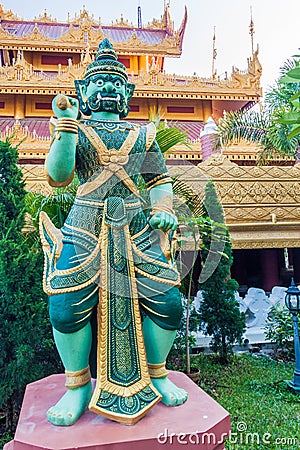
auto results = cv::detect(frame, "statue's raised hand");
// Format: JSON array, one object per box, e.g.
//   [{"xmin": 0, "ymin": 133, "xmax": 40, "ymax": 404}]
[{"xmin": 52, "ymin": 94, "xmax": 79, "ymax": 119}]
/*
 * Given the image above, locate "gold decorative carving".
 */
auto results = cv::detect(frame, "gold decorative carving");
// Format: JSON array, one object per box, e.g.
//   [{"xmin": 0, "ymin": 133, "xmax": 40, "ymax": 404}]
[
  {"xmin": 111, "ymin": 14, "xmax": 133, "ymax": 28},
  {"xmin": 0, "ymin": 25, "xmax": 13, "ymax": 39},
  {"xmin": 24, "ymin": 24, "xmax": 48, "ymax": 42},
  {"xmin": 231, "ymin": 47, "xmax": 262, "ymax": 89},
  {"xmin": 147, "ymin": 17, "xmax": 165, "ymax": 29},
  {"xmin": 59, "ymin": 23, "xmax": 105, "ymax": 45},
  {"xmin": 0, "ymin": 120, "xmax": 50, "ymax": 147},
  {"xmin": 230, "ymin": 223, "xmax": 300, "ymax": 249},
  {"xmin": 70, "ymin": 7, "xmax": 100, "ymax": 26},
  {"xmin": 0, "ymin": 4, "xmax": 20, "ymax": 20},
  {"xmin": 19, "ymin": 165, "xmax": 52, "ymax": 194},
  {"xmin": 34, "ymin": 9, "xmax": 57, "ymax": 23}
]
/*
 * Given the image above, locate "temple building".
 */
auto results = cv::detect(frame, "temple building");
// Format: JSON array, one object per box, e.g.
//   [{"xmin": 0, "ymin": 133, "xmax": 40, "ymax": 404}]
[{"xmin": 0, "ymin": 3, "xmax": 299, "ymax": 293}]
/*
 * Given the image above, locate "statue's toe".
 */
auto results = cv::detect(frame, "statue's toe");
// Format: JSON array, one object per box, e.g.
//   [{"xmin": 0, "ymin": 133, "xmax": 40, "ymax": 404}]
[{"xmin": 151, "ymin": 377, "xmax": 188, "ymax": 407}]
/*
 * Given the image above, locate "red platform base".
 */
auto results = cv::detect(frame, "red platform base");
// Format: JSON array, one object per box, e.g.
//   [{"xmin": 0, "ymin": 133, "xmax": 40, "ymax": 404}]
[{"xmin": 4, "ymin": 371, "xmax": 230, "ymax": 450}]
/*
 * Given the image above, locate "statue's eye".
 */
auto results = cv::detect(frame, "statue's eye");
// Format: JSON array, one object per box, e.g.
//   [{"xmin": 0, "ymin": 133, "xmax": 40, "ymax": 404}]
[
  {"xmin": 114, "ymin": 80, "xmax": 122, "ymax": 88},
  {"xmin": 96, "ymin": 79, "xmax": 104, "ymax": 87}
]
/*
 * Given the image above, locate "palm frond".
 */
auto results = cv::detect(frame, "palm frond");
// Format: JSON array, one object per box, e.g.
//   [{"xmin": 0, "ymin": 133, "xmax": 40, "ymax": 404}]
[
  {"xmin": 279, "ymin": 58, "xmax": 297, "ymax": 76},
  {"xmin": 172, "ymin": 178, "xmax": 203, "ymax": 218},
  {"xmin": 156, "ymin": 126, "xmax": 190, "ymax": 154},
  {"xmin": 149, "ymin": 106, "xmax": 191, "ymax": 153},
  {"xmin": 218, "ymin": 110, "xmax": 269, "ymax": 147}
]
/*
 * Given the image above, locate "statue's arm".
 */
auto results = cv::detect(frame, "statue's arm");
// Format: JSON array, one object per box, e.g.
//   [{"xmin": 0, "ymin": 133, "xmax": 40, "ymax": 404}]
[
  {"xmin": 141, "ymin": 134, "xmax": 177, "ymax": 232},
  {"xmin": 149, "ymin": 183, "xmax": 178, "ymax": 232},
  {"xmin": 45, "ymin": 95, "xmax": 79, "ymax": 187}
]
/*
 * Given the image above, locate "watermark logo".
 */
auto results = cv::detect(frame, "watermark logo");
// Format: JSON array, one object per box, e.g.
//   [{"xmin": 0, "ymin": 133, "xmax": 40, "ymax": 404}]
[{"xmin": 156, "ymin": 424, "xmax": 298, "ymax": 446}]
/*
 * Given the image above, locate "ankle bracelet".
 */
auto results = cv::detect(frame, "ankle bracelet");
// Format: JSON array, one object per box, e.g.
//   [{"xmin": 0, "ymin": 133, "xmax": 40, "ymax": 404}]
[
  {"xmin": 65, "ymin": 366, "xmax": 91, "ymax": 389},
  {"xmin": 148, "ymin": 362, "xmax": 169, "ymax": 379}
]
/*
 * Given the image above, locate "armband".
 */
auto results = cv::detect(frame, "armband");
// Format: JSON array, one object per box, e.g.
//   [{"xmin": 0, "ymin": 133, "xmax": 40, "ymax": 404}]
[{"xmin": 54, "ymin": 117, "xmax": 78, "ymax": 140}]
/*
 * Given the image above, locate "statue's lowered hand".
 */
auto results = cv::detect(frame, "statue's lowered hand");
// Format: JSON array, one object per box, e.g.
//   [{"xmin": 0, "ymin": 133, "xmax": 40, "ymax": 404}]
[{"xmin": 149, "ymin": 211, "xmax": 178, "ymax": 232}]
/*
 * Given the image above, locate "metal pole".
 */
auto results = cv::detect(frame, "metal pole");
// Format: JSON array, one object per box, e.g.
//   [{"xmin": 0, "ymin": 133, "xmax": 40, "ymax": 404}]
[{"xmin": 292, "ymin": 315, "xmax": 300, "ymax": 387}]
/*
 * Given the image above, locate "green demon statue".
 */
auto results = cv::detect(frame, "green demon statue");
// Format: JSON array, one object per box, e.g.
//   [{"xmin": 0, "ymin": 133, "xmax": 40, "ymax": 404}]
[{"xmin": 40, "ymin": 38, "xmax": 187, "ymax": 426}]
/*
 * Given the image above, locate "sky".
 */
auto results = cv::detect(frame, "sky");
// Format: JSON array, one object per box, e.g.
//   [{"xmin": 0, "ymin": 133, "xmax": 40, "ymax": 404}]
[{"xmin": 4, "ymin": 0, "xmax": 300, "ymax": 95}]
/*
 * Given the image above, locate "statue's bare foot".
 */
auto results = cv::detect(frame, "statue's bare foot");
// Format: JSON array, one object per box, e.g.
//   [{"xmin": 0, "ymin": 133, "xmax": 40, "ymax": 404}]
[
  {"xmin": 46, "ymin": 381, "xmax": 92, "ymax": 426},
  {"xmin": 151, "ymin": 377, "xmax": 188, "ymax": 406}
]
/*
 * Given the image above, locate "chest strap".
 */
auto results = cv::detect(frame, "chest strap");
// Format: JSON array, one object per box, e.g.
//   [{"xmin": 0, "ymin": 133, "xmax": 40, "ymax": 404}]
[{"xmin": 77, "ymin": 122, "xmax": 141, "ymax": 197}]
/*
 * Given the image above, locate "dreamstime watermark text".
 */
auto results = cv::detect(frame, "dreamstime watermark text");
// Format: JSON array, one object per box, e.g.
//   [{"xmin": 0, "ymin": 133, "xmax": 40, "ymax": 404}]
[{"xmin": 157, "ymin": 423, "xmax": 298, "ymax": 446}]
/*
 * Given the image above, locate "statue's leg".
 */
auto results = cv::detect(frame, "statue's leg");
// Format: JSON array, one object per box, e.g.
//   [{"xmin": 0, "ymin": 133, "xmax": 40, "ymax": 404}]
[
  {"xmin": 47, "ymin": 280, "xmax": 98, "ymax": 426},
  {"xmin": 46, "ymin": 323, "xmax": 93, "ymax": 426},
  {"xmin": 143, "ymin": 317, "xmax": 188, "ymax": 406}
]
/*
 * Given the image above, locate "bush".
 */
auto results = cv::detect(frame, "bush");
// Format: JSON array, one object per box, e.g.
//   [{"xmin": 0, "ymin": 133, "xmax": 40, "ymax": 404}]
[
  {"xmin": 265, "ymin": 304, "xmax": 294, "ymax": 360},
  {"xmin": 0, "ymin": 140, "xmax": 61, "ymax": 440},
  {"xmin": 199, "ymin": 181, "xmax": 246, "ymax": 363}
]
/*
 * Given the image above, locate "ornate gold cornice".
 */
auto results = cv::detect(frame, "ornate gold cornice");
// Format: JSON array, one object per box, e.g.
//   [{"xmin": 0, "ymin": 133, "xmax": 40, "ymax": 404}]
[
  {"xmin": 0, "ymin": 54, "xmax": 262, "ymax": 99},
  {"xmin": 169, "ymin": 156, "xmax": 300, "ymax": 249},
  {"xmin": 230, "ymin": 223, "xmax": 300, "ymax": 249}
]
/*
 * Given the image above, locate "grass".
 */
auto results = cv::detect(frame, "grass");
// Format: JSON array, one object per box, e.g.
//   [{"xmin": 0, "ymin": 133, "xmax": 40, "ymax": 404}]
[
  {"xmin": 189, "ymin": 353, "xmax": 300, "ymax": 449},
  {"xmin": 0, "ymin": 433, "xmax": 12, "ymax": 449}
]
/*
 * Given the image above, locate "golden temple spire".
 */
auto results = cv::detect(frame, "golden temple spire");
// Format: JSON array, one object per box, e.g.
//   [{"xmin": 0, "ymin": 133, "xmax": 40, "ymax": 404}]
[
  {"xmin": 249, "ymin": 6, "xmax": 255, "ymax": 55},
  {"xmin": 212, "ymin": 26, "xmax": 217, "ymax": 79}
]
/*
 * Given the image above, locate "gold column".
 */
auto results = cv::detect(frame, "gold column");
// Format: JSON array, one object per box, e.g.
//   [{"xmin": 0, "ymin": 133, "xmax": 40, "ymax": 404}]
[
  {"xmin": 14, "ymin": 94, "xmax": 25, "ymax": 119},
  {"xmin": 203, "ymin": 100, "xmax": 212, "ymax": 122},
  {"xmin": 132, "ymin": 56, "xmax": 139, "ymax": 75},
  {"xmin": 138, "ymin": 56, "xmax": 147, "ymax": 72}
]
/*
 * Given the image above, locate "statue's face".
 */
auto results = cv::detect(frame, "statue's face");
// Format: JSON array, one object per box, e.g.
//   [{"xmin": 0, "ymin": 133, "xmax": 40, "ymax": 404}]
[{"xmin": 85, "ymin": 73, "xmax": 128, "ymax": 115}]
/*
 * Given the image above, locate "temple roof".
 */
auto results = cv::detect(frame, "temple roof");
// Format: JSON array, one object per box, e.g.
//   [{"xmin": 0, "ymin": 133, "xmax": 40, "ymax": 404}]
[
  {"xmin": 1, "ymin": 20, "xmax": 171, "ymax": 45},
  {"xmin": 0, "ymin": 117, "xmax": 204, "ymax": 142},
  {"xmin": 0, "ymin": 4, "xmax": 188, "ymax": 56}
]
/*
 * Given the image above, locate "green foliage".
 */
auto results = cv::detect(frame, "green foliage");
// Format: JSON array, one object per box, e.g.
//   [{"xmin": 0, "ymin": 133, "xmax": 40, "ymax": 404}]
[
  {"xmin": 149, "ymin": 106, "xmax": 191, "ymax": 154},
  {"xmin": 0, "ymin": 140, "xmax": 60, "ymax": 438},
  {"xmin": 199, "ymin": 181, "xmax": 246, "ymax": 363},
  {"xmin": 25, "ymin": 178, "xmax": 79, "ymax": 230},
  {"xmin": 278, "ymin": 56, "xmax": 300, "ymax": 139},
  {"xmin": 218, "ymin": 58, "xmax": 300, "ymax": 164},
  {"xmin": 156, "ymin": 123, "xmax": 190, "ymax": 154},
  {"xmin": 265, "ymin": 304, "xmax": 294, "ymax": 360},
  {"xmin": 0, "ymin": 432, "xmax": 13, "ymax": 449}
]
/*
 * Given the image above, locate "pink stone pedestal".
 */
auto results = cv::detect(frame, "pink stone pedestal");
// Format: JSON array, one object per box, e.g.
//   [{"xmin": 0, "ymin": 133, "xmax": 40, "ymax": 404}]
[{"xmin": 4, "ymin": 371, "xmax": 230, "ymax": 450}]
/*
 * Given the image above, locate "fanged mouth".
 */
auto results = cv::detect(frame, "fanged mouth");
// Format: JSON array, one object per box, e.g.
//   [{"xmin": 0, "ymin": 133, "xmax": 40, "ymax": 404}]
[{"xmin": 97, "ymin": 93, "xmax": 121, "ymax": 103}]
